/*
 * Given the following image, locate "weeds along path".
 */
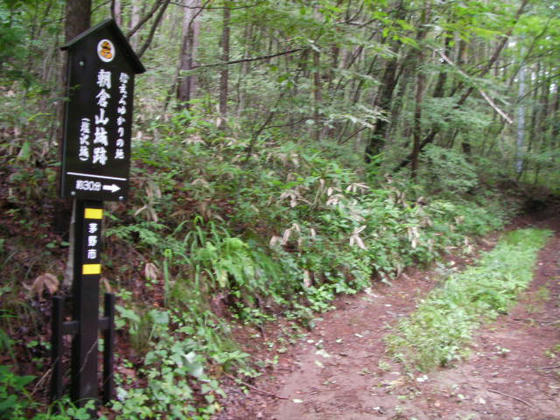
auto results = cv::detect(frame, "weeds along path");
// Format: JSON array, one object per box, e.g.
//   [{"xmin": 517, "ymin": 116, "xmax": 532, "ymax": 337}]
[{"xmin": 217, "ymin": 202, "xmax": 560, "ymax": 420}]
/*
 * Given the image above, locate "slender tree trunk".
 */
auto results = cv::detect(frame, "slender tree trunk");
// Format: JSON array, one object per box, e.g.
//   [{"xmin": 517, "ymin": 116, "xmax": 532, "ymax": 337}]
[
  {"xmin": 313, "ymin": 50, "xmax": 322, "ymax": 142},
  {"xmin": 364, "ymin": 0, "xmax": 407, "ymax": 163},
  {"xmin": 364, "ymin": 54, "xmax": 401, "ymax": 162},
  {"xmin": 535, "ymin": 81, "xmax": 559, "ymax": 185},
  {"xmin": 516, "ymin": 47, "xmax": 526, "ymax": 177},
  {"xmin": 129, "ymin": 0, "xmax": 141, "ymax": 48},
  {"xmin": 387, "ymin": 54, "xmax": 412, "ymax": 144},
  {"xmin": 411, "ymin": 62, "xmax": 425, "ymax": 178},
  {"xmin": 112, "ymin": 0, "xmax": 122, "ymax": 25},
  {"xmin": 218, "ymin": 2, "xmax": 231, "ymax": 129},
  {"xmin": 530, "ymin": 65, "xmax": 547, "ymax": 183},
  {"xmin": 453, "ymin": 38, "xmax": 467, "ymax": 93},
  {"xmin": 236, "ymin": 23, "xmax": 253, "ymax": 117},
  {"xmin": 552, "ymin": 84, "xmax": 560, "ymax": 140},
  {"xmin": 327, "ymin": 45, "xmax": 339, "ymax": 94},
  {"xmin": 433, "ymin": 35, "xmax": 451, "ymax": 99},
  {"xmin": 410, "ymin": 4, "xmax": 430, "ymax": 178},
  {"xmin": 60, "ymin": 0, "xmax": 92, "ymax": 288},
  {"xmin": 177, "ymin": 0, "xmax": 202, "ymax": 109},
  {"xmin": 528, "ymin": 66, "xmax": 541, "ymax": 149}
]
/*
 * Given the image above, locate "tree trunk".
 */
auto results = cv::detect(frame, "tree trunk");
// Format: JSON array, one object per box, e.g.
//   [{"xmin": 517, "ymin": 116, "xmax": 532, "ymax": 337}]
[
  {"xmin": 129, "ymin": 0, "xmax": 141, "ymax": 48},
  {"xmin": 65, "ymin": 0, "xmax": 91, "ymax": 42},
  {"xmin": 529, "ymin": 64, "xmax": 546, "ymax": 183},
  {"xmin": 364, "ymin": 54, "xmax": 401, "ymax": 162},
  {"xmin": 177, "ymin": 0, "xmax": 202, "ymax": 109},
  {"xmin": 364, "ymin": 0, "xmax": 407, "ymax": 163},
  {"xmin": 552, "ymin": 84, "xmax": 560, "ymax": 140},
  {"xmin": 410, "ymin": 4, "xmax": 430, "ymax": 178},
  {"xmin": 60, "ymin": 0, "xmax": 92, "ymax": 288},
  {"xmin": 411, "ymin": 62, "xmax": 425, "ymax": 178},
  {"xmin": 515, "ymin": 48, "xmax": 526, "ymax": 177},
  {"xmin": 112, "ymin": 0, "xmax": 122, "ymax": 26},
  {"xmin": 218, "ymin": 1, "xmax": 231, "ymax": 129},
  {"xmin": 236, "ymin": 23, "xmax": 253, "ymax": 117},
  {"xmin": 313, "ymin": 50, "xmax": 322, "ymax": 142}
]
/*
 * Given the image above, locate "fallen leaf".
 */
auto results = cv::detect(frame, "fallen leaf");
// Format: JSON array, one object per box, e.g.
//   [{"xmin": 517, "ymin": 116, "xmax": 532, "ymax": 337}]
[
  {"xmin": 144, "ymin": 262, "xmax": 160, "ymax": 281},
  {"xmin": 101, "ymin": 277, "xmax": 113, "ymax": 293},
  {"xmin": 315, "ymin": 349, "xmax": 331, "ymax": 358},
  {"xmin": 27, "ymin": 273, "xmax": 59, "ymax": 297}
]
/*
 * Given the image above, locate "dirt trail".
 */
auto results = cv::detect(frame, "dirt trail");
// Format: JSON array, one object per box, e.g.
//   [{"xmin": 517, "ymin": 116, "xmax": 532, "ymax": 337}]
[{"xmin": 218, "ymin": 205, "xmax": 560, "ymax": 419}]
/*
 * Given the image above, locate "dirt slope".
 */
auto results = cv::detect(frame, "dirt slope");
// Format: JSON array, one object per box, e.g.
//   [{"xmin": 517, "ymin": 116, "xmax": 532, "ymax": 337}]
[{"xmin": 217, "ymin": 204, "xmax": 560, "ymax": 420}]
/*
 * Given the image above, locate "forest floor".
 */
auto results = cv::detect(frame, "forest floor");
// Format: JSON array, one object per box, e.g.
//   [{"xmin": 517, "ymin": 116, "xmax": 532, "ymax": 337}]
[{"xmin": 217, "ymin": 203, "xmax": 560, "ymax": 420}]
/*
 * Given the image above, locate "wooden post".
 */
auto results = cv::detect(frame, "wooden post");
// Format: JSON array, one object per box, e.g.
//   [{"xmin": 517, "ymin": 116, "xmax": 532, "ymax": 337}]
[{"xmin": 71, "ymin": 200, "xmax": 103, "ymax": 405}]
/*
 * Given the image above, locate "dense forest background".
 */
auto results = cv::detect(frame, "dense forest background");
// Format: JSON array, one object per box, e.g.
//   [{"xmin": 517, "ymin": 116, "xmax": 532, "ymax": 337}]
[{"xmin": 0, "ymin": 0, "xmax": 559, "ymax": 418}]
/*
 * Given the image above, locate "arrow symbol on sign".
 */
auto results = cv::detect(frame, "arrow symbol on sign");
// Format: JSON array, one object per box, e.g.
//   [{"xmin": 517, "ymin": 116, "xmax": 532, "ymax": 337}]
[{"xmin": 103, "ymin": 184, "xmax": 121, "ymax": 193}]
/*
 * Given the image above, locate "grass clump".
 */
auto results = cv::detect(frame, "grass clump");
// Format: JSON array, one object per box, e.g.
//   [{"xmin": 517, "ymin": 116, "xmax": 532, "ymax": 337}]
[{"xmin": 386, "ymin": 228, "xmax": 552, "ymax": 372}]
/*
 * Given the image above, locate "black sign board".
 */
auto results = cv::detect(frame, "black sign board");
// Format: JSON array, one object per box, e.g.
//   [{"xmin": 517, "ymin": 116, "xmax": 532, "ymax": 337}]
[{"xmin": 60, "ymin": 19, "xmax": 145, "ymax": 201}]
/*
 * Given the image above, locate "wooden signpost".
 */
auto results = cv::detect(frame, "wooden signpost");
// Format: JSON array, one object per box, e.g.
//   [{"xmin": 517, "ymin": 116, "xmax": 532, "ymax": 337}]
[{"xmin": 51, "ymin": 19, "xmax": 144, "ymax": 409}]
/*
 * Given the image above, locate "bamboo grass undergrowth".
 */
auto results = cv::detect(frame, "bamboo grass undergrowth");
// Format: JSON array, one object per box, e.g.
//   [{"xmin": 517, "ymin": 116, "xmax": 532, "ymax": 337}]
[{"xmin": 386, "ymin": 228, "xmax": 552, "ymax": 372}]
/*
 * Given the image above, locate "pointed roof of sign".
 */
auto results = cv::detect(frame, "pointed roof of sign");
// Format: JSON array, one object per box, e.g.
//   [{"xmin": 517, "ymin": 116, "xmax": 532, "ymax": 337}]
[{"xmin": 62, "ymin": 18, "xmax": 145, "ymax": 74}]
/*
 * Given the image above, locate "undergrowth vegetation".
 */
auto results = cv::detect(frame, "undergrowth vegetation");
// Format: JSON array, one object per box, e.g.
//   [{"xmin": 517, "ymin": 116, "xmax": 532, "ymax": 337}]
[
  {"xmin": 1, "ymin": 115, "xmax": 521, "ymax": 418},
  {"xmin": 386, "ymin": 228, "xmax": 552, "ymax": 372},
  {"xmin": 94, "ymin": 119, "xmax": 516, "ymax": 417}
]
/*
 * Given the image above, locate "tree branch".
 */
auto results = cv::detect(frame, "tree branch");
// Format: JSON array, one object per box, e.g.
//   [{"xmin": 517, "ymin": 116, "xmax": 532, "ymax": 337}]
[
  {"xmin": 244, "ymin": 91, "xmax": 288, "ymax": 160},
  {"xmin": 488, "ymin": 388, "xmax": 532, "ymax": 407},
  {"xmin": 170, "ymin": 0, "xmax": 265, "ymax": 9},
  {"xmin": 223, "ymin": 373, "xmax": 289, "ymax": 400},
  {"xmin": 192, "ymin": 48, "xmax": 306, "ymax": 70},
  {"xmin": 260, "ymin": 117, "xmax": 307, "ymax": 131},
  {"xmin": 436, "ymin": 50, "xmax": 513, "ymax": 124},
  {"xmin": 137, "ymin": 0, "xmax": 171, "ymax": 59},
  {"xmin": 339, "ymin": 126, "xmax": 368, "ymax": 145},
  {"xmin": 126, "ymin": 0, "xmax": 163, "ymax": 41}
]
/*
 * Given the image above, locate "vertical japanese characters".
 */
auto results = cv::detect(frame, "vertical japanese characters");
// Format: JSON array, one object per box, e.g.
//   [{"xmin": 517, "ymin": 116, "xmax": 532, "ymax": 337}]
[
  {"xmin": 79, "ymin": 118, "xmax": 91, "ymax": 162},
  {"xmin": 116, "ymin": 72, "xmax": 129, "ymax": 160},
  {"xmin": 87, "ymin": 220, "xmax": 100, "ymax": 262},
  {"xmin": 79, "ymin": 69, "xmax": 131, "ymax": 166},
  {"xmin": 93, "ymin": 69, "xmax": 111, "ymax": 166},
  {"xmin": 77, "ymin": 69, "xmax": 131, "ymax": 167}
]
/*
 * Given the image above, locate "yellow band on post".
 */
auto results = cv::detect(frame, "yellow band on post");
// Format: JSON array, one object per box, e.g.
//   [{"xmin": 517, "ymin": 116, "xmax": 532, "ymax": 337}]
[
  {"xmin": 83, "ymin": 264, "xmax": 102, "ymax": 275},
  {"xmin": 84, "ymin": 208, "xmax": 103, "ymax": 219}
]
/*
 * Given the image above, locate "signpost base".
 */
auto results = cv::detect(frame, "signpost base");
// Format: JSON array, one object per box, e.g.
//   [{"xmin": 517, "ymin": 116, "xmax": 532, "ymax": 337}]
[
  {"xmin": 50, "ymin": 200, "xmax": 114, "ymax": 409},
  {"xmin": 50, "ymin": 293, "xmax": 115, "ymax": 406}
]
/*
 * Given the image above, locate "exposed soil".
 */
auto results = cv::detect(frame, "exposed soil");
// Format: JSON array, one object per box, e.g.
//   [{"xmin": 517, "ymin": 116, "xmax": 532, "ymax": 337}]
[{"xmin": 217, "ymin": 202, "xmax": 560, "ymax": 419}]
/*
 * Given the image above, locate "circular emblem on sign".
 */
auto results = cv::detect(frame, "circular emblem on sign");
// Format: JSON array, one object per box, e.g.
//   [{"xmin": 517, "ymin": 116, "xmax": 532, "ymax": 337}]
[{"xmin": 97, "ymin": 39, "xmax": 115, "ymax": 62}]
